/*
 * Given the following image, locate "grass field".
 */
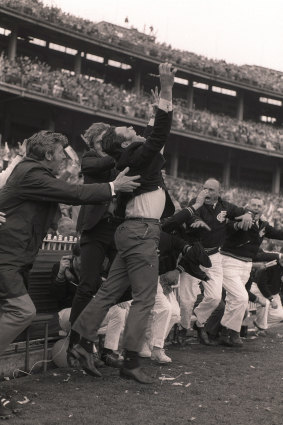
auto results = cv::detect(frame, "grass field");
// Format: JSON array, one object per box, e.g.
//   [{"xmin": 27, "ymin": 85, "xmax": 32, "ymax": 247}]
[{"xmin": 1, "ymin": 325, "xmax": 283, "ymax": 425}]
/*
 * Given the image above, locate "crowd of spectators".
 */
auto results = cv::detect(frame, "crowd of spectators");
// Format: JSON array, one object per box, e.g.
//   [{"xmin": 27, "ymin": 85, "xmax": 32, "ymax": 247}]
[
  {"xmin": 2, "ymin": 0, "xmax": 283, "ymax": 93},
  {"xmin": 1, "ymin": 141, "xmax": 283, "ymax": 234},
  {"xmin": 1, "ymin": 54, "xmax": 283, "ymax": 152}
]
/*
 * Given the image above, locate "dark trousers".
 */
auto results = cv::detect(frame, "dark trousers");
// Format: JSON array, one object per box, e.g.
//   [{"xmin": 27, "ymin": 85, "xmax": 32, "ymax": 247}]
[
  {"xmin": 70, "ymin": 220, "xmax": 117, "ymax": 324},
  {"xmin": 73, "ymin": 220, "xmax": 161, "ymax": 352}
]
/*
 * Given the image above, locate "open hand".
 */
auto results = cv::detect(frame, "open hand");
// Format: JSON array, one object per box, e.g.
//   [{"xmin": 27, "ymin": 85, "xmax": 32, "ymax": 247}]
[{"xmin": 113, "ymin": 167, "xmax": 141, "ymax": 193}]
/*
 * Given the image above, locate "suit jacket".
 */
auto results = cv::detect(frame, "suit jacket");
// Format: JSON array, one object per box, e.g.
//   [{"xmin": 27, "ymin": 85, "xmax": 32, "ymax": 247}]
[
  {"xmin": 76, "ymin": 151, "xmax": 117, "ymax": 232},
  {"xmin": 0, "ymin": 157, "xmax": 111, "ymax": 298},
  {"xmin": 115, "ymin": 108, "xmax": 175, "ymax": 218}
]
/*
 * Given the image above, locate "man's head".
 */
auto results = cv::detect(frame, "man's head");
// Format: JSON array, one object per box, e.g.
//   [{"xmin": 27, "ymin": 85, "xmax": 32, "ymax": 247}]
[
  {"xmin": 203, "ymin": 178, "xmax": 221, "ymax": 205},
  {"xmin": 57, "ymin": 217, "xmax": 77, "ymax": 237},
  {"xmin": 82, "ymin": 122, "xmax": 110, "ymax": 155},
  {"xmin": 26, "ymin": 130, "xmax": 68, "ymax": 175},
  {"xmin": 100, "ymin": 125, "xmax": 145, "ymax": 160},
  {"xmin": 248, "ymin": 197, "xmax": 264, "ymax": 220}
]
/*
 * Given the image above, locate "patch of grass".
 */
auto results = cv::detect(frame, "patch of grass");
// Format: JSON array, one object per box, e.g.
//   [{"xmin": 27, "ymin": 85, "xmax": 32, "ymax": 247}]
[{"xmin": 2, "ymin": 327, "xmax": 283, "ymax": 425}]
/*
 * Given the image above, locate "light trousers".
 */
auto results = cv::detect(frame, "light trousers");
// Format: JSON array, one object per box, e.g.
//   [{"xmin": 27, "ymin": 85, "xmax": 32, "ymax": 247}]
[
  {"xmin": 141, "ymin": 282, "xmax": 180, "ymax": 350},
  {"xmin": 180, "ymin": 252, "xmax": 223, "ymax": 328},
  {"xmin": 251, "ymin": 283, "xmax": 283, "ymax": 330},
  {"xmin": 221, "ymin": 256, "xmax": 251, "ymax": 332}
]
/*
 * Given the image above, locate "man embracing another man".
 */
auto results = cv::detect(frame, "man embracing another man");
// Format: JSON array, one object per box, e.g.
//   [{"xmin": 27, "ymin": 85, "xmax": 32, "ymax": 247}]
[{"xmin": 70, "ymin": 63, "xmax": 176, "ymax": 384}]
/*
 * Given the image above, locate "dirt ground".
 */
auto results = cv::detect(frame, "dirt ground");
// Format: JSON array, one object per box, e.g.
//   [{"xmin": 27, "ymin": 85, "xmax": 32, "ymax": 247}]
[{"xmin": 1, "ymin": 325, "xmax": 283, "ymax": 425}]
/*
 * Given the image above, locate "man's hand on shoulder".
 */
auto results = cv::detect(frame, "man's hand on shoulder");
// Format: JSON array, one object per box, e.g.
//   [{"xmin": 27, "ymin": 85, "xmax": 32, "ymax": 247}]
[{"xmin": 113, "ymin": 167, "xmax": 141, "ymax": 193}]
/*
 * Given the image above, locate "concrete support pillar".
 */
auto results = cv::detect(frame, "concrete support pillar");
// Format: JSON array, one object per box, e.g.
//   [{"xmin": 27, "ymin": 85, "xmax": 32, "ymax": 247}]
[
  {"xmin": 272, "ymin": 165, "xmax": 281, "ymax": 194},
  {"xmin": 134, "ymin": 68, "xmax": 141, "ymax": 95},
  {"xmin": 237, "ymin": 90, "xmax": 244, "ymax": 121},
  {"xmin": 187, "ymin": 80, "xmax": 194, "ymax": 110},
  {"xmin": 74, "ymin": 51, "xmax": 82, "ymax": 75},
  {"xmin": 222, "ymin": 156, "xmax": 231, "ymax": 189},
  {"xmin": 170, "ymin": 148, "xmax": 179, "ymax": 178},
  {"xmin": 8, "ymin": 27, "xmax": 18, "ymax": 61}
]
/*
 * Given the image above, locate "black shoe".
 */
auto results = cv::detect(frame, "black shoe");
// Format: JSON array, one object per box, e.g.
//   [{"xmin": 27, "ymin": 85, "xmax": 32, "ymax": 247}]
[
  {"xmin": 68, "ymin": 344, "xmax": 102, "ymax": 377},
  {"xmin": 193, "ymin": 323, "xmax": 217, "ymax": 346},
  {"xmin": 229, "ymin": 330, "xmax": 243, "ymax": 347},
  {"xmin": 120, "ymin": 366, "xmax": 155, "ymax": 384},
  {"xmin": 103, "ymin": 353, "xmax": 123, "ymax": 369},
  {"xmin": 92, "ymin": 352, "xmax": 106, "ymax": 368},
  {"xmin": 0, "ymin": 398, "xmax": 12, "ymax": 420}
]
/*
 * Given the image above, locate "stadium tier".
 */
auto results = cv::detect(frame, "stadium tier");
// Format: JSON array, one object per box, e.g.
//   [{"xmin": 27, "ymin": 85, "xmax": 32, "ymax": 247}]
[{"xmin": 0, "ymin": 0, "xmax": 283, "ymax": 194}]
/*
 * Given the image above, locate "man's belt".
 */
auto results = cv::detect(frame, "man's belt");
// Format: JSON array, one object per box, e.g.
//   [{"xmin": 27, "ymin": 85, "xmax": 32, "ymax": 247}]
[{"xmin": 125, "ymin": 217, "xmax": 160, "ymax": 223}]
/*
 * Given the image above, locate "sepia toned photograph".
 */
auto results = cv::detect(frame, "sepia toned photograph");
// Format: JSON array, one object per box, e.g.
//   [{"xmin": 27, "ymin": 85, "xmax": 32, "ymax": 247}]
[{"xmin": 0, "ymin": 1, "xmax": 283, "ymax": 423}]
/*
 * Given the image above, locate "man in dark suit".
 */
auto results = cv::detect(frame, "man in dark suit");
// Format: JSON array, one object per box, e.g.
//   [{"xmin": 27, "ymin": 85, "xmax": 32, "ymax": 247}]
[
  {"xmin": 69, "ymin": 123, "xmax": 119, "ymax": 337},
  {"xmin": 70, "ymin": 63, "xmax": 176, "ymax": 383},
  {"xmin": 0, "ymin": 130, "xmax": 140, "ymax": 359}
]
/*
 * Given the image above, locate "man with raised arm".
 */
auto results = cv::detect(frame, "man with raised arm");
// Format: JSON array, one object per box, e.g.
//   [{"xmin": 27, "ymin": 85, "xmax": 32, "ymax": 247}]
[{"xmin": 70, "ymin": 63, "xmax": 176, "ymax": 384}]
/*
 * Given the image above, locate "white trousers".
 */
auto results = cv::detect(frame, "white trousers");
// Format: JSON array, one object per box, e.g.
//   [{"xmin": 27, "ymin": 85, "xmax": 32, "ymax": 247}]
[
  {"xmin": 221, "ymin": 256, "xmax": 251, "ymax": 332},
  {"xmin": 141, "ymin": 282, "xmax": 180, "ymax": 350},
  {"xmin": 251, "ymin": 283, "xmax": 283, "ymax": 330},
  {"xmin": 98, "ymin": 303, "xmax": 130, "ymax": 351},
  {"xmin": 179, "ymin": 252, "xmax": 223, "ymax": 328}
]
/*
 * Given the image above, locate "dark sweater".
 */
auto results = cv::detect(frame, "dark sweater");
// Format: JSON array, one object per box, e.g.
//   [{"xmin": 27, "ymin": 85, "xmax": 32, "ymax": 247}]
[
  {"xmin": 114, "ymin": 108, "xmax": 175, "ymax": 218},
  {"xmin": 187, "ymin": 197, "xmax": 246, "ymax": 253},
  {"xmin": 221, "ymin": 220, "xmax": 283, "ymax": 261},
  {"xmin": 254, "ymin": 263, "xmax": 283, "ymax": 299}
]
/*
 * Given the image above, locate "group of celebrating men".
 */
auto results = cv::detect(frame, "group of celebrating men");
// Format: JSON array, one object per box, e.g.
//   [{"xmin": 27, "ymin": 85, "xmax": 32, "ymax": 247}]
[{"xmin": 1, "ymin": 62, "xmax": 283, "ymax": 419}]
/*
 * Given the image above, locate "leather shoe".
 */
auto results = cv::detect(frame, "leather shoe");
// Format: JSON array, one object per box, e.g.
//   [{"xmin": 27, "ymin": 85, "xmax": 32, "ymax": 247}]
[
  {"xmin": 103, "ymin": 353, "xmax": 123, "ymax": 368},
  {"xmin": 68, "ymin": 344, "xmax": 102, "ymax": 377},
  {"xmin": 92, "ymin": 352, "xmax": 106, "ymax": 368},
  {"xmin": 193, "ymin": 323, "xmax": 217, "ymax": 346},
  {"xmin": 120, "ymin": 367, "xmax": 155, "ymax": 384}
]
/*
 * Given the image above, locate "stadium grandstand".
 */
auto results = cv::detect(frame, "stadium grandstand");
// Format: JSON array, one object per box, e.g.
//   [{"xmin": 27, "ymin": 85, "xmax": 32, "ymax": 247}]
[{"xmin": 1, "ymin": 0, "xmax": 283, "ymax": 223}]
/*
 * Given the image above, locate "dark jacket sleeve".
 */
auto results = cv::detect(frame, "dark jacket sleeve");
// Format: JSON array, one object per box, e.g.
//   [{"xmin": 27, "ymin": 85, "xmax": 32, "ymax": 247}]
[
  {"xmin": 159, "ymin": 231, "xmax": 186, "ymax": 256},
  {"xmin": 254, "ymin": 267, "xmax": 274, "ymax": 299},
  {"xmin": 126, "ymin": 108, "xmax": 172, "ymax": 168},
  {"xmin": 50, "ymin": 263, "xmax": 68, "ymax": 301},
  {"xmin": 162, "ymin": 207, "xmax": 196, "ymax": 233},
  {"xmin": 264, "ymin": 223, "xmax": 283, "ymax": 240},
  {"xmin": 225, "ymin": 201, "xmax": 246, "ymax": 220},
  {"xmin": 19, "ymin": 168, "xmax": 112, "ymax": 205},
  {"xmin": 81, "ymin": 154, "xmax": 115, "ymax": 177},
  {"xmin": 143, "ymin": 124, "xmax": 153, "ymax": 139},
  {"xmin": 253, "ymin": 249, "xmax": 280, "ymax": 262}
]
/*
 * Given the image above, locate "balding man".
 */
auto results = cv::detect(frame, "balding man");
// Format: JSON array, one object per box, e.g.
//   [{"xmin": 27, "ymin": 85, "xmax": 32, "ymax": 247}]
[
  {"xmin": 219, "ymin": 197, "xmax": 283, "ymax": 346},
  {"xmin": 177, "ymin": 178, "xmax": 253, "ymax": 345}
]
